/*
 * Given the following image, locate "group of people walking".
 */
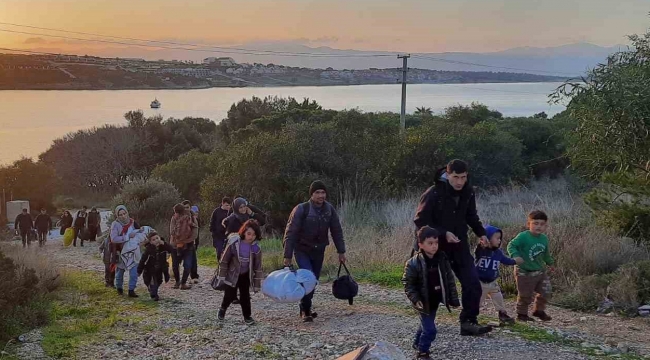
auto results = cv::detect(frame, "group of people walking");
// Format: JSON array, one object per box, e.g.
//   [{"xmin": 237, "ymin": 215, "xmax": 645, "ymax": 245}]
[
  {"xmin": 19, "ymin": 158, "xmax": 555, "ymax": 359},
  {"xmin": 14, "ymin": 208, "xmax": 53, "ymax": 247}
]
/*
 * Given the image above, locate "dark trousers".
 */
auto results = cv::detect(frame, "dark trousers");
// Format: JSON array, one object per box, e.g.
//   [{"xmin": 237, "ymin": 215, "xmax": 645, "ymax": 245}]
[
  {"xmin": 19, "ymin": 228, "xmax": 30, "ymax": 247},
  {"xmin": 37, "ymin": 229, "xmax": 48, "ymax": 245},
  {"xmin": 171, "ymin": 245, "xmax": 194, "ymax": 284},
  {"xmin": 294, "ymin": 248, "xmax": 325, "ymax": 313},
  {"xmin": 190, "ymin": 247, "xmax": 199, "ymax": 280},
  {"xmin": 104, "ymin": 263, "xmax": 115, "ymax": 286},
  {"xmin": 88, "ymin": 225, "xmax": 99, "ymax": 242},
  {"xmin": 73, "ymin": 226, "xmax": 85, "ymax": 246},
  {"xmin": 445, "ymin": 246, "xmax": 482, "ymax": 323},
  {"xmin": 213, "ymin": 234, "xmax": 225, "ymax": 262},
  {"xmin": 148, "ymin": 279, "xmax": 161, "ymax": 298},
  {"xmin": 221, "ymin": 272, "xmax": 251, "ymax": 318}
]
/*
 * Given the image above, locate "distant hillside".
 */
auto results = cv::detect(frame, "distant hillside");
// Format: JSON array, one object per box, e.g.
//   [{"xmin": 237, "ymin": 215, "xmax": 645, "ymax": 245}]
[{"xmin": 0, "ymin": 53, "xmax": 566, "ymax": 90}]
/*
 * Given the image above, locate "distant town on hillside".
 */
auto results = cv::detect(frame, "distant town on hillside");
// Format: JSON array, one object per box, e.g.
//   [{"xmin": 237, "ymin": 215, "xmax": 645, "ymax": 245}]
[{"xmin": 0, "ymin": 52, "xmax": 568, "ymax": 90}]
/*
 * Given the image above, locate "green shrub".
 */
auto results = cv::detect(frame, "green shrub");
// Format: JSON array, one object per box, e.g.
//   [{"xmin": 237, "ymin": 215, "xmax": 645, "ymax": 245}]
[{"xmin": 110, "ymin": 178, "xmax": 181, "ymax": 227}]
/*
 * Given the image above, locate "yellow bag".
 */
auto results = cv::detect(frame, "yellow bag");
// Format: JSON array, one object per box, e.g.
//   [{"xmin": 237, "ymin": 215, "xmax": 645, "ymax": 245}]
[{"xmin": 63, "ymin": 228, "xmax": 75, "ymax": 247}]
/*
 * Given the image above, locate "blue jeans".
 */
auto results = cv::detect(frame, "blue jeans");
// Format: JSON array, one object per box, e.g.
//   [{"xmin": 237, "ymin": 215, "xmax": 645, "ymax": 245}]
[
  {"xmin": 294, "ymin": 249, "xmax": 325, "ymax": 312},
  {"xmin": 115, "ymin": 266, "xmax": 138, "ymax": 291},
  {"xmin": 414, "ymin": 308, "xmax": 438, "ymax": 353}
]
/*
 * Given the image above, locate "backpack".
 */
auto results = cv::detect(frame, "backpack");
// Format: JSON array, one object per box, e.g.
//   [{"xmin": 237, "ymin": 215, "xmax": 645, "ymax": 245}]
[{"xmin": 331, "ymin": 263, "xmax": 359, "ymax": 305}]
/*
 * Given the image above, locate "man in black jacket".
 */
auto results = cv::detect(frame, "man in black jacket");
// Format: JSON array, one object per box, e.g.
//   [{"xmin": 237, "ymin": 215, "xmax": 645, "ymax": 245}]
[
  {"xmin": 14, "ymin": 208, "xmax": 34, "ymax": 248},
  {"xmin": 209, "ymin": 197, "xmax": 232, "ymax": 261},
  {"xmin": 283, "ymin": 180, "xmax": 346, "ymax": 322},
  {"xmin": 73, "ymin": 206, "xmax": 88, "ymax": 247},
  {"xmin": 87, "ymin": 207, "xmax": 101, "ymax": 242},
  {"xmin": 34, "ymin": 208, "xmax": 53, "ymax": 246},
  {"xmin": 414, "ymin": 159, "xmax": 491, "ymax": 336}
]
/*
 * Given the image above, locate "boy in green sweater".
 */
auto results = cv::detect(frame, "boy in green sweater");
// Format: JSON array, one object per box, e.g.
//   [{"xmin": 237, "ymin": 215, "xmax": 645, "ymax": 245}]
[{"xmin": 507, "ymin": 210, "xmax": 554, "ymax": 322}]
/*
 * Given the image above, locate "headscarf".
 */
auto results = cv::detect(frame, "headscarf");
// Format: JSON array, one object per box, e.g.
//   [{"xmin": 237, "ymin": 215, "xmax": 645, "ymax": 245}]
[
  {"xmin": 114, "ymin": 205, "xmax": 132, "ymax": 233},
  {"xmin": 232, "ymin": 197, "xmax": 248, "ymax": 223}
]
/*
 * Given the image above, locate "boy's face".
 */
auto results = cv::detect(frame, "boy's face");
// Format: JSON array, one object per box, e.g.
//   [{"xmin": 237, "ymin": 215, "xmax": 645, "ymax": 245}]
[
  {"xmin": 448, "ymin": 171, "xmax": 468, "ymax": 191},
  {"xmin": 183, "ymin": 204, "xmax": 191, "ymax": 212},
  {"xmin": 528, "ymin": 219, "xmax": 548, "ymax": 235},
  {"xmin": 150, "ymin": 235, "xmax": 162, "ymax": 245},
  {"xmin": 419, "ymin": 237, "xmax": 439, "ymax": 256},
  {"xmin": 489, "ymin": 232, "xmax": 502, "ymax": 247},
  {"xmin": 41, "ymin": 209, "xmax": 46, "ymax": 214},
  {"xmin": 222, "ymin": 202, "xmax": 232, "ymax": 211}
]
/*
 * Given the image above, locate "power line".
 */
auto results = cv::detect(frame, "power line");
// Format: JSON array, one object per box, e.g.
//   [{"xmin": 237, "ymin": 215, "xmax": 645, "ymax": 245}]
[
  {"xmin": 412, "ymin": 54, "xmax": 576, "ymax": 77},
  {"xmin": 0, "ymin": 23, "xmax": 394, "ymax": 58}
]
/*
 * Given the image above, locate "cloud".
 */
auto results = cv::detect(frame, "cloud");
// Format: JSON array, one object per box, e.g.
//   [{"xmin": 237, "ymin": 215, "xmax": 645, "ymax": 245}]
[{"xmin": 23, "ymin": 37, "xmax": 48, "ymax": 44}]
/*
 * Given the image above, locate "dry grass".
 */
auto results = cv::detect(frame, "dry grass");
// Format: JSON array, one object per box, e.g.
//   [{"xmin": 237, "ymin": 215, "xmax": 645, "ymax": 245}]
[{"xmin": 325, "ymin": 178, "xmax": 650, "ymax": 299}]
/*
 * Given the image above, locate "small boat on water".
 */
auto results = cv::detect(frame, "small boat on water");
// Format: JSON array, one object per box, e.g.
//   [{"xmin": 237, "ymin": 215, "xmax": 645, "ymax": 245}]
[{"xmin": 150, "ymin": 98, "xmax": 161, "ymax": 109}]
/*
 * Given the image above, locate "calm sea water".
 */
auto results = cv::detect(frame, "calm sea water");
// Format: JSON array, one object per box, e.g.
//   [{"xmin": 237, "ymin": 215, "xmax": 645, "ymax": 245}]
[{"xmin": 0, "ymin": 82, "xmax": 565, "ymax": 165}]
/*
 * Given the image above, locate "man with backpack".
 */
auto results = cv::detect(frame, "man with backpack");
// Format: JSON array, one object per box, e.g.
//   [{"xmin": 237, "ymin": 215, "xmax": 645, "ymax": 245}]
[
  {"xmin": 283, "ymin": 180, "xmax": 346, "ymax": 322},
  {"xmin": 414, "ymin": 159, "xmax": 492, "ymax": 336}
]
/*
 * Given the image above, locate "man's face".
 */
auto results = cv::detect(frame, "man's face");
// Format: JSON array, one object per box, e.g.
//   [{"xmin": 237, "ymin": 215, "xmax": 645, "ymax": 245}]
[
  {"xmin": 311, "ymin": 189, "xmax": 326, "ymax": 204},
  {"xmin": 448, "ymin": 171, "xmax": 468, "ymax": 191},
  {"xmin": 222, "ymin": 202, "xmax": 232, "ymax": 211},
  {"xmin": 183, "ymin": 204, "xmax": 191, "ymax": 213},
  {"xmin": 22, "ymin": 209, "xmax": 27, "ymax": 214},
  {"xmin": 41, "ymin": 209, "xmax": 46, "ymax": 214}
]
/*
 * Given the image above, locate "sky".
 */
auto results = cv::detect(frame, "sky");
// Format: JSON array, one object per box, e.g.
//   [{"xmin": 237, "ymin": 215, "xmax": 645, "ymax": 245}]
[{"xmin": 0, "ymin": 0, "xmax": 648, "ymax": 58}]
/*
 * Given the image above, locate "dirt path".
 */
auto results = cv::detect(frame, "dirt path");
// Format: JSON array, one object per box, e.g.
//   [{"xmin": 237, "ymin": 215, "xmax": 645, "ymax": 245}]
[{"xmin": 7, "ymin": 233, "xmax": 650, "ymax": 360}]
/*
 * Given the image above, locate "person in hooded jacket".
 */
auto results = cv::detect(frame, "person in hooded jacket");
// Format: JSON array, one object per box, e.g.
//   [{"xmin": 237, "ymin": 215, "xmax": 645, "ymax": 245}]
[
  {"xmin": 222, "ymin": 198, "xmax": 266, "ymax": 235},
  {"xmin": 210, "ymin": 197, "xmax": 232, "ymax": 262},
  {"xmin": 413, "ymin": 159, "xmax": 491, "ymax": 336},
  {"xmin": 87, "ymin": 207, "xmax": 101, "ymax": 242},
  {"xmin": 34, "ymin": 208, "xmax": 53, "ymax": 246},
  {"xmin": 59, "ymin": 210, "xmax": 73, "ymax": 235},
  {"xmin": 14, "ymin": 209, "xmax": 34, "ymax": 248},
  {"xmin": 73, "ymin": 206, "xmax": 88, "ymax": 247}
]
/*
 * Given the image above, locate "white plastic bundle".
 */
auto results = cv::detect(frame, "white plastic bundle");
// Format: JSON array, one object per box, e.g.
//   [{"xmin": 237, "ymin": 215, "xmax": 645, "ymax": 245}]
[{"xmin": 261, "ymin": 267, "xmax": 318, "ymax": 303}]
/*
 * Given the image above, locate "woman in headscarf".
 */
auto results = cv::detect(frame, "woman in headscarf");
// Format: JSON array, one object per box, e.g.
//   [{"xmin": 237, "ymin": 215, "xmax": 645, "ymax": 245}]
[
  {"xmin": 59, "ymin": 210, "xmax": 73, "ymax": 236},
  {"xmin": 110, "ymin": 205, "xmax": 143, "ymax": 298},
  {"xmin": 222, "ymin": 198, "xmax": 266, "ymax": 236}
]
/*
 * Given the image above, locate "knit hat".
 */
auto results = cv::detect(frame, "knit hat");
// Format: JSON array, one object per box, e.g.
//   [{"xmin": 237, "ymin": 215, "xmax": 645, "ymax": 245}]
[
  {"xmin": 309, "ymin": 180, "xmax": 327, "ymax": 196},
  {"xmin": 191, "ymin": 205, "xmax": 199, "ymax": 213}
]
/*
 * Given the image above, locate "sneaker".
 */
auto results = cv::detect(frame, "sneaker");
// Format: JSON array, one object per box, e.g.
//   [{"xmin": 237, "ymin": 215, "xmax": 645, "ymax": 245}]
[
  {"xmin": 460, "ymin": 321, "xmax": 493, "ymax": 336},
  {"xmin": 128, "ymin": 290, "xmax": 139, "ymax": 298},
  {"xmin": 116, "ymin": 288, "xmax": 124, "ymax": 296},
  {"xmin": 416, "ymin": 351, "xmax": 432, "ymax": 360},
  {"xmin": 517, "ymin": 314, "xmax": 535, "ymax": 322},
  {"xmin": 532, "ymin": 310, "xmax": 552, "ymax": 322},
  {"xmin": 498, "ymin": 311, "xmax": 515, "ymax": 325},
  {"xmin": 180, "ymin": 284, "xmax": 192, "ymax": 290},
  {"xmin": 244, "ymin": 317, "xmax": 256, "ymax": 325},
  {"xmin": 300, "ymin": 310, "xmax": 314, "ymax": 323},
  {"xmin": 232, "ymin": 298, "xmax": 240, "ymax": 304},
  {"xmin": 218, "ymin": 308, "xmax": 226, "ymax": 321},
  {"xmin": 172, "ymin": 282, "xmax": 180, "ymax": 289},
  {"xmin": 192, "ymin": 278, "xmax": 200, "ymax": 284}
]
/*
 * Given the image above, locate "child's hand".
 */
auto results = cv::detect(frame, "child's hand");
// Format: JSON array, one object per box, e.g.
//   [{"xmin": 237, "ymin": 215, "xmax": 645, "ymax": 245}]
[
  {"xmin": 515, "ymin": 257, "xmax": 525, "ymax": 265},
  {"xmin": 415, "ymin": 301, "xmax": 424, "ymax": 309}
]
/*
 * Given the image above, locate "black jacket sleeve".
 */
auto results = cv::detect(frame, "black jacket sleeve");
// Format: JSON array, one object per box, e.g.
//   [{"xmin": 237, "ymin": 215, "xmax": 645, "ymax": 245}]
[
  {"xmin": 402, "ymin": 259, "xmax": 422, "ymax": 305},
  {"xmin": 282, "ymin": 204, "xmax": 304, "ymax": 259},
  {"xmin": 329, "ymin": 205, "xmax": 345, "ymax": 254},
  {"xmin": 137, "ymin": 249, "xmax": 152, "ymax": 275},
  {"xmin": 442, "ymin": 259, "xmax": 460, "ymax": 307},
  {"xmin": 209, "ymin": 208, "xmax": 217, "ymax": 233},
  {"xmin": 414, "ymin": 187, "xmax": 447, "ymax": 239},
  {"xmin": 466, "ymin": 193, "xmax": 486, "ymax": 238}
]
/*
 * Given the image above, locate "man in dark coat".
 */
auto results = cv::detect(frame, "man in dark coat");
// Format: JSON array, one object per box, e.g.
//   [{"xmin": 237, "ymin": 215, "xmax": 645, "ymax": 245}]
[
  {"xmin": 14, "ymin": 208, "xmax": 34, "ymax": 248},
  {"xmin": 414, "ymin": 159, "xmax": 491, "ymax": 336},
  {"xmin": 73, "ymin": 206, "xmax": 88, "ymax": 247},
  {"xmin": 209, "ymin": 197, "xmax": 232, "ymax": 261},
  {"xmin": 87, "ymin": 207, "xmax": 101, "ymax": 242},
  {"xmin": 283, "ymin": 180, "xmax": 346, "ymax": 322},
  {"xmin": 34, "ymin": 208, "xmax": 53, "ymax": 246}
]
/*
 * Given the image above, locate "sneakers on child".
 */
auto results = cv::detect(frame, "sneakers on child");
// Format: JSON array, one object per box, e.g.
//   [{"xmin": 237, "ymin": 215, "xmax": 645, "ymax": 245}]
[
  {"xmin": 460, "ymin": 321, "xmax": 492, "ymax": 336},
  {"xmin": 244, "ymin": 317, "xmax": 256, "ymax": 325},
  {"xmin": 532, "ymin": 310, "xmax": 552, "ymax": 321},
  {"xmin": 517, "ymin": 314, "xmax": 535, "ymax": 322},
  {"xmin": 416, "ymin": 351, "xmax": 432, "ymax": 360},
  {"xmin": 498, "ymin": 311, "xmax": 515, "ymax": 325},
  {"xmin": 218, "ymin": 308, "xmax": 226, "ymax": 321},
  {"xmin": 128, "ymin": 290, "xmax": 139, "ymax": 298}
]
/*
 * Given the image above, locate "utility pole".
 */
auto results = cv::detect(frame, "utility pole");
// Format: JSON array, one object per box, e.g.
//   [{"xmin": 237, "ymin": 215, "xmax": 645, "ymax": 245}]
[{"xmin": 398, "ymin": 54, "xmax": 410, "ymax": 133}]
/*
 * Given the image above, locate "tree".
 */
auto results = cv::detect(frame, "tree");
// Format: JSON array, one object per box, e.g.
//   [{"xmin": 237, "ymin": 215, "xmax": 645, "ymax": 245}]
[
  {"xmin": 414, "ymin": 107, "xmax": 433, "ymax": 117},
  {"xmin": 553, "ymin": 27, "xmax": 650, "ymax": 241},
  {"xmin": 151, "ymin": 150, "xmax": 212, "ymax": 201},
  {"xmin": 444, "ymin": 102, "xmax": 502, "ymax": 126},
  {"xmin": 0, "ymin": 158, "xmax": 57, "ymax": 212}
]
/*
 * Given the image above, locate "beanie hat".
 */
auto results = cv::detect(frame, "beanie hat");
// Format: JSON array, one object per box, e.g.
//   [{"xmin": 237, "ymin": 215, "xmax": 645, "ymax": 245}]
[
  {"xmin": 191, "ymin": 205, "xmax": 199, "ymax": 213},
  {"xmin": 309, "ymin": 180, "xmax": 327, "ymax": 196}
]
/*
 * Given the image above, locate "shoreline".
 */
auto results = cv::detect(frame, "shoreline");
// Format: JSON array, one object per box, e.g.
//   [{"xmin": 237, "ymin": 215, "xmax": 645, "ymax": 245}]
[{"xmin": 0, "ymin": 79, "xmax": 568, "ymax": 91}]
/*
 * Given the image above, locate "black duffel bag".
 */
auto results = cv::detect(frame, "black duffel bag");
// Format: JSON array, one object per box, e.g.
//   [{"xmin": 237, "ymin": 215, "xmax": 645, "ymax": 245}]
[{"xmin": 332, "ymin": 263, "xmax": 359, "ymax": 305}]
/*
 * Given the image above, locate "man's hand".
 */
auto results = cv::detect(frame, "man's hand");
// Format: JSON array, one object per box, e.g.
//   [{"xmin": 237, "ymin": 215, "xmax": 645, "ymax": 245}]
[
  {"xmin": 415, "ymin": 301, "xmax": 424, "ymax": 309},
  {"xmin": 338, "ymin": 253, "xmax": 346, "ymax": 264},
  {"xmin": 514, "ymin": 257, "xmax": 525, "ymax": 265},
  {"xmin": 446, "ymin": 232, "xmax": 460, "ymax": 244},
  {"xmin": 479, "ymin": 235, "xmax": 489, "ymax": 247},
  {"xmin": 283, "ymin": 258, "xmax": 292, "ymax": 267}
]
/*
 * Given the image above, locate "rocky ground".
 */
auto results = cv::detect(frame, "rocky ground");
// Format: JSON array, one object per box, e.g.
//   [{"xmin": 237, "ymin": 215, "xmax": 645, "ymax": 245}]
[{"xmin": 6, "ymin": 232, "xmax": 650, "ymax": 360}]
